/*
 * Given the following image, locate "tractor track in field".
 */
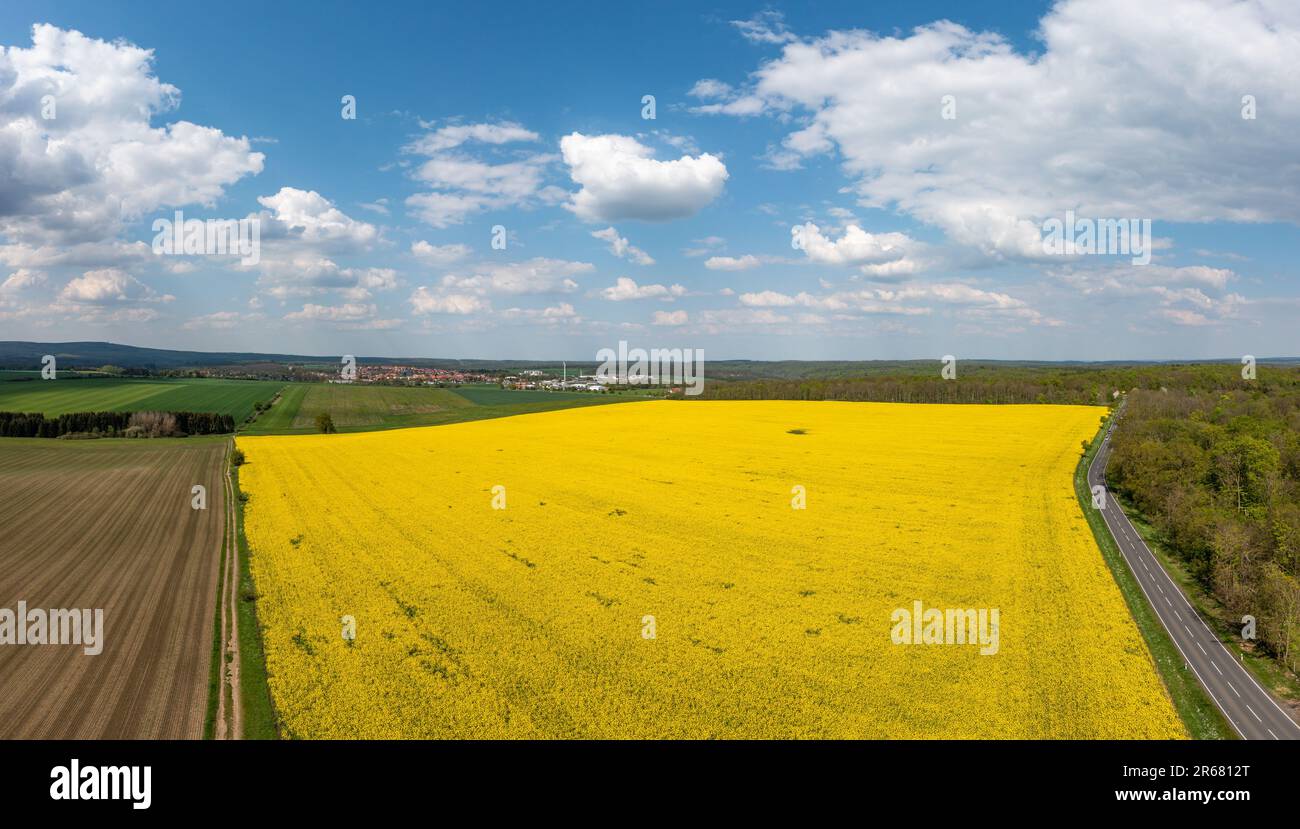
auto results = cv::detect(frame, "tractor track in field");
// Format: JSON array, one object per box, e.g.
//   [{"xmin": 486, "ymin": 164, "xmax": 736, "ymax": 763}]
[{"xmin": 214, "ymin": 439, "xmax": 242, "ymax": 739}]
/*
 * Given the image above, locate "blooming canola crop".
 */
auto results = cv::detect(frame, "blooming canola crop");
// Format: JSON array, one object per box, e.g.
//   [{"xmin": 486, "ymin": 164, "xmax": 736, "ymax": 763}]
[{"xmin": 236, "ymin": 400, "xmax": 1185, "ymax": 738}]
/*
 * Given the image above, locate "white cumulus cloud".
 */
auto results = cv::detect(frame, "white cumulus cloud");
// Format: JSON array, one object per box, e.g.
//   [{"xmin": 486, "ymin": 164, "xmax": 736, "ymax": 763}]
[
  {"xmin": 704, "ymin": 254, "xmax": 763, "ymax": 271},
  {"xmin": 561, "ymin": 133, "xmax": 728, "ymax": 222},
  {"xmin": 0, "ymin": 25, "xmax": 263, "ymax": 248},
  {"xmin": 699, "ymin": 0, "xmax": 1300, "ymax": 259},
  {"xmin": 411, "ymin": 240, "xmax": 471, "ymax": 265},
  {"xmin": 409, "ymin": 288, "xmax": 489, "ymax": 315},
  {"xmin": 591, "ymin": 226, "xmax": 654, "ymax": 265},
  {"xmin": 652, "ymin": 309, "xmax": 688, "ymax": 326},
  {"xmin": 599, "ymin": 276, "xmax": 685, "ymax": 301}
]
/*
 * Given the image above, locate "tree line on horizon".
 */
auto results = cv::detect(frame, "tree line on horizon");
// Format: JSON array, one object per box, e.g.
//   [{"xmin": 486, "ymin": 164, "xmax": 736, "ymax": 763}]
[{"xmin": 694, "ymin": 363, "xmax": 1293, "ymax": 406}]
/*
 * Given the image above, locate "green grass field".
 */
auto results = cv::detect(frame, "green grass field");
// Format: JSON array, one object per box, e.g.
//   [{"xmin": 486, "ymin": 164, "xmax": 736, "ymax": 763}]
[
  {"xmin": 451, "ymin": 386, "xmax": 581, "ymax": 405},
  {"xmin": 241, "ymin": 384, "xmax": 308, "ymax": 432},
  {"xmin": 0, "ymin": 377, "xmax": 284, "ymax": 422},
  {"xmin": 453, "ymin": 385, "xmax": 663, "ymax": 405},
  {"xmin": 241, "ymin": 382, "xmax": 642, "ymax": 434},
  {"xmin": 285, "ymin": 384, "xmax": 472, "ymax": 430}
]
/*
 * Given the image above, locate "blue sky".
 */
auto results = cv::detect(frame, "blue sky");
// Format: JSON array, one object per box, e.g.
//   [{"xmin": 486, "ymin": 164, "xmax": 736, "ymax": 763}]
[{"xmin": 0, "ymin": 0, "xmax": 1297, "ymax": 360}]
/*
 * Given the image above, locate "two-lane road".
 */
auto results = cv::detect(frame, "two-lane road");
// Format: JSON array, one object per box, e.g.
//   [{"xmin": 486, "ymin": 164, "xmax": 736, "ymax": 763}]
[{"xmin": 1089, "ymin": 407, "xmax": 1300, "ymax": 740}]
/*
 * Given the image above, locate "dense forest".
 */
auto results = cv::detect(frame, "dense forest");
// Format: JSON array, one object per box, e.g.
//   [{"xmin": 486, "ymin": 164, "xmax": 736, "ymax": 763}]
[
  {"xmin": 699, "ymin": 363, "xmax": 1300, "ymax": 675},
  {"xmin": 1107, "ymin": 375, "xmax": 1300, "ymax": 675},
  {"xmin": 0, "ymin": 409, "xmax": 236, "ymax": 438}
]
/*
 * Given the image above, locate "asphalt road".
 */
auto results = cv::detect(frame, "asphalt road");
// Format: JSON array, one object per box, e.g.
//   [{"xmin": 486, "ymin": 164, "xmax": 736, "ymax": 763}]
[{"xmin": 1089, "ymin": 407, "xmax": 1300, "ymax": 740}]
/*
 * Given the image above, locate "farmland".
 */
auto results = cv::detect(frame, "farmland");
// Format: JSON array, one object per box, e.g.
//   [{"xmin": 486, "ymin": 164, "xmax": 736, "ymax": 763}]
[
  {"xmin": 0, "ymin": 375, "xmax": 639, "ymax": 436},
  {"xmin": 242, "ymin": 382, "xmax": 640, "ymax": 435},
  {"xmin": 237, "ymin": 400, "xmax": 1185, "ymax": 738},
  {"xmin": 0, "ymin": 377, "xmax": 283, "ymax": 422},
  {"xmin": 0, "ymin": 438, "xmax": 227, "ymax": 738}
]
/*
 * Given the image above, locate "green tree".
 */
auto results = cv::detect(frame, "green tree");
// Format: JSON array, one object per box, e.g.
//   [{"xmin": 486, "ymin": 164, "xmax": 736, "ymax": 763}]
[
  {"xmin": 315, "ymin": 412, "xmax": 336, "ymax": 434},
  {"xmin": 1213, "ymin": 435, "xmax": 1279, "ymax": 513}
]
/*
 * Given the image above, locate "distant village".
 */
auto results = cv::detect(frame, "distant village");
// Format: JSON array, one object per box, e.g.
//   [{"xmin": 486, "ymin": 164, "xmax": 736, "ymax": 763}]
[
  {"xmin": 168, "ymin": 361, "xmax": 672, "ymax": 393},
  {"xmin": 357, "ymin": 365, "xmax": 496, "ymax": 385},
  {"xmin": 348, "ymin": 365, "xmax": 617, "ymax": 391}
]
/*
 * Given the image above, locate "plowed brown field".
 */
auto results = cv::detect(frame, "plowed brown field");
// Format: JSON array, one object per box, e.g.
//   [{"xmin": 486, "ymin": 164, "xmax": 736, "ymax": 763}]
[{"xmin": 0, "ymin": 438, "xmax": 227, "ymax": 738}]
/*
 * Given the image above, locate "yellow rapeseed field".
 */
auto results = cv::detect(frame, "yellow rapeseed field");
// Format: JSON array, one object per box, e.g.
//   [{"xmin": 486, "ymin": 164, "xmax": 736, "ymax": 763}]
[{"xmin": 236, "ymin": 400, "xmax": 1185, "ymax": 738}]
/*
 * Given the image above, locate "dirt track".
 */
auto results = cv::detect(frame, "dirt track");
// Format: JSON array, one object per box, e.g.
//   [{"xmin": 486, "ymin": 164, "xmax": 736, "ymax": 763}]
[
  {"xmin": 0, "ymin": 439, "xmax": 226, "ymax": 738},
  {"xmin": 214, "ymin": 442, "xmax": 242, "ymax": 739}
]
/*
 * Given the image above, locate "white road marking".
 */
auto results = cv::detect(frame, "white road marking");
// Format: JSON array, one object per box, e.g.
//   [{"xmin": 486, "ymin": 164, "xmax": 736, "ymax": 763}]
[
  {"xmin": 1269, "ymin": 729, "xmax": 1279, "ymax": 740},
  {"xmin": 1197, "ymin": 642, "xmax": 1206, "ymax": 655},
  {"xmin": 1084, "ymin": 420, "xmax": 1300, "ymax": 741},
  {"xmin": 1110, "ymin": 485, "xmax": 1300, "ymax": 731}
]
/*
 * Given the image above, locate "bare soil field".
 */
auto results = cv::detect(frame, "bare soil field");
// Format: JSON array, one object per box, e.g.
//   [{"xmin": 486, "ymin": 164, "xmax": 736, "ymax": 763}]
[{"xmin": 0, "ymin": 438, "xmax": 227, "ymax": 738}]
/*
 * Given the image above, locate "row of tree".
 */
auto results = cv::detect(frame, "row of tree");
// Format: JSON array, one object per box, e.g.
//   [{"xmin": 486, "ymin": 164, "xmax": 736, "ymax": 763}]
[{"xmin": 0, "ymin": 410, "xmax": 236, "ymax": 438}]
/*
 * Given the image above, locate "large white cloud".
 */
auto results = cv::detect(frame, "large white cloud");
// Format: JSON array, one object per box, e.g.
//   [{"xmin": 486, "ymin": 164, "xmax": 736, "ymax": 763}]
[
  {"xmin": 58, "ymin": 268, "xmax": 169, "ymax": 305},
  {"xmin": 248, "ymin": 188, "xmax": 393, "ymax": 301},
  {"xmin": 41, "ymin": 266, "xmax": 174, "ymax": 324},
  {"xmin": 0, "ymin": 24, "xmax": 263, "ymax": 246},
  {"xmin": 561, "ymin": 133, "xmax": 728, "ymax": 222},
  {"xmin": 257, "ymin": 187, "xmax": 378, "ymax": 248},
  {"xmin": 699, "ymin": 1, "xmax": 1300, "ymax": 258},
  {"xmin": 794, "ymin": 223, "xmax": 915, "ymax": 266}
]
